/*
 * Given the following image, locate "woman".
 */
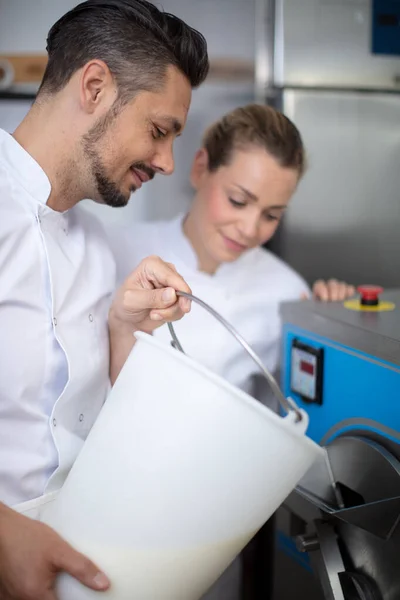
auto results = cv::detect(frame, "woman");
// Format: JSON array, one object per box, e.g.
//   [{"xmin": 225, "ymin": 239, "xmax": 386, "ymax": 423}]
[
  {"xmin": 109, "ymin": 104, "xmax": 354, "ymax": 600},
  {"xmin": 110, "ymin": 104, "xmax": 354, "ymax": 396},
  {"xmin": 109, "ymin": 104, "xmax": 356, "ymax": 599}
]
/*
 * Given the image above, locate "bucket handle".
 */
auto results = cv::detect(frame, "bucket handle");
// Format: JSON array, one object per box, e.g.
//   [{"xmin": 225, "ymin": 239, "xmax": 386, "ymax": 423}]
[{"xmin": 167, "ymin": 291, "xmax": 303, "ymax": 422}]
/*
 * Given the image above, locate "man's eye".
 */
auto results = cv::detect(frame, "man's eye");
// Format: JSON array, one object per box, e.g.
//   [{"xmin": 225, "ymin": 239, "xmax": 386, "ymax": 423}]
[{"xmin": 152, "ymin": 127, "xmax": 167, "ymax": 140}]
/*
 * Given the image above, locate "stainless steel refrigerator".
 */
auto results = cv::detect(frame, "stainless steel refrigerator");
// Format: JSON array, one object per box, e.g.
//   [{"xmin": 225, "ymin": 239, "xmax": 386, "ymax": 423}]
[{"xmin": 255, "ymin": 0, "xmax": 400, "ymax": 288}]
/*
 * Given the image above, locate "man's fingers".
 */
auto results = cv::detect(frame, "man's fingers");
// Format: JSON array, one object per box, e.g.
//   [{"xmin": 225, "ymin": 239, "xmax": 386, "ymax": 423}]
[
  {"xmin": 124, "ymin": 288, "xmax": 176, "ymax": 311},
  {"xmin": 124, "ymin": 288, "xmax": 191, "ymax": 314},
  {"xmin": 54, "ymin": 543, "xmax": 109, "ymax": 592},
  {"xmin": 140, "ymin": 256, "xmax": 192, "ymax": 295},
  {"xmin": 178, "ymin": 295, "xmax": 191, "ymax": 312},
  {"xmin": 149, "ymin": 301, "xmax": 190, "ymax": 323}
]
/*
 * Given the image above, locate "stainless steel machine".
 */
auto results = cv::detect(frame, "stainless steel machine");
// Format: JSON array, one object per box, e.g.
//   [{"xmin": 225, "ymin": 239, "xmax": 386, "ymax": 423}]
[
  {"xmin": 277, "ymin": 287, "xmax": 400, "ymax": 600},
  {"xmin": 255, "ymin": 0, "xmax": 400, "ymax": 289}
]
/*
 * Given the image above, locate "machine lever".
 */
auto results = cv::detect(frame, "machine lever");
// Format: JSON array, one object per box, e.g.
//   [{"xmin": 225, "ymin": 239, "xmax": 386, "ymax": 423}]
[
  {"xmin": 308, "ymin": 521, "xmax": 346, "ymax": 600},
  {"xmin": 303, "ymin": 521, "xmax": 383, "ymax": 600}
]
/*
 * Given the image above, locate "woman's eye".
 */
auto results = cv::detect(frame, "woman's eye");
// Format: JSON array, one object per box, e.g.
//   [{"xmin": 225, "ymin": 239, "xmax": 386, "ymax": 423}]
[
  {"xmin": 264, "ymin": 213, "xmax": 279, "ymax": 222},
  {"xmin": 229, "ymin": 198, "xmax": 246, "ymax": 208},
  {"xmin": 152, "ymin": 127, "xmax": 166, "ymax": 140}
]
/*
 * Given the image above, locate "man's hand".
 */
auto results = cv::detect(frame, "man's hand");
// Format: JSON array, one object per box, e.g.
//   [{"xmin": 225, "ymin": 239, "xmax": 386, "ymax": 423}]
[
  {"xmin": 0, "ymin": 503, "xmax": 109, "ymax": 600},
  {"xmin": 108, "ymin": 255, "xmax": 192, "ymax": 383},
  {"xmin": 109, "ymin": 255, "xmax": 191, "ymax": 332},
  {"xmin": 301, "ymin": 279, "xmax": 355, "ymax": 302}
]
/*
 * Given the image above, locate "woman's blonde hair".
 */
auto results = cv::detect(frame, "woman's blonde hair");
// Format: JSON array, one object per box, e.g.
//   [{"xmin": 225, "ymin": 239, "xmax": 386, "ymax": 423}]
[{"xmin": 202, "ymin": 104, "xmax": 306, "ymax": 178}]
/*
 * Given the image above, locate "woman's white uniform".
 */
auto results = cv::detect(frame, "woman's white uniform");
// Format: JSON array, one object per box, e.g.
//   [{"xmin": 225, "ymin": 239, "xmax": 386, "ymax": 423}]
[{"xmin": 109, "ymin": 214, "xmax": 309, "ymax": 600}]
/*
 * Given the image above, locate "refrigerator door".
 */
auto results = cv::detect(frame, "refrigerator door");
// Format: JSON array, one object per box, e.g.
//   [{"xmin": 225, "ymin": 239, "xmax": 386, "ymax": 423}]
[
  {"xmin": 277, "ymin": 89, "xmax": 400, "ymax": 287},
  {"xmin": 277, "ymin": 0, "xmax": 400, "ymax": 89}
]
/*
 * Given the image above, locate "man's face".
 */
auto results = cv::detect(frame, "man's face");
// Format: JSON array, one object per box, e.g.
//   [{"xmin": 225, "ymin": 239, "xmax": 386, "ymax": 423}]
[{"xmin": 82, "ymin": 65, "xmax": 191, "ymax": 207}]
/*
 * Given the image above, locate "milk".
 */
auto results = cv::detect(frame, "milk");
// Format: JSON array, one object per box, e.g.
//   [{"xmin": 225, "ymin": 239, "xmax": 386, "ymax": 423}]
[{"xmin": 56, "ymin": 533, "xmax": 255, "ymax": 600}]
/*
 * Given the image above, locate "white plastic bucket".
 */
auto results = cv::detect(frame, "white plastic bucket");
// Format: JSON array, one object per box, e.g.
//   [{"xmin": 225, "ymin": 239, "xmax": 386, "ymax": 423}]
[{"xmin": 43, "ymin": 331, "xmax": 322, "ymax": 600}]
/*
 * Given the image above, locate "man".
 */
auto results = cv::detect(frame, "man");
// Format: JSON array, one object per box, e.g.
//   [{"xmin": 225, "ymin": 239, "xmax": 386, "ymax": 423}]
[{"xmin": 0, "ymin": 1, "xmax": 209, "ymax": 598}]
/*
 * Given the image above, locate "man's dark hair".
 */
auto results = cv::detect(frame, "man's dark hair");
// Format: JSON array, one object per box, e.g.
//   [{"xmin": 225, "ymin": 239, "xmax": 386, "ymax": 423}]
[{"xmin": 38, "ymin": 0, "xmax": 209, "ymax": 101}]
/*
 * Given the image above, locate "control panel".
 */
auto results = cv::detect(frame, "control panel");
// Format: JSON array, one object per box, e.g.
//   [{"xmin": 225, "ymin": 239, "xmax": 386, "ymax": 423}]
[{"xmin": 290, "ymin": 339, "xmax": 324, "ymax": 405}]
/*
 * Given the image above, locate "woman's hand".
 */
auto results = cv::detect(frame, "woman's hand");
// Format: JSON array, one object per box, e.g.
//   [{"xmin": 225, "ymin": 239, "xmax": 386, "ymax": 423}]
[{"xmin": 301, "ymin": 279, "xmax": 355, "ymax": 302}]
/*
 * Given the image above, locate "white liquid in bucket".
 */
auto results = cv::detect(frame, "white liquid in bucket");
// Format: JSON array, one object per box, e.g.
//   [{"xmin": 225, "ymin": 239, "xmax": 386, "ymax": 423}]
[{"xmin": 56, "ymin": 532, "xmax": 256, "ymax": 600}]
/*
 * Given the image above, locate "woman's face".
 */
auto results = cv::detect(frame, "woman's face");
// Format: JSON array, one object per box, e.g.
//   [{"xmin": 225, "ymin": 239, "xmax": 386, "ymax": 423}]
[{"xmin": 188, "ymin": 145, "xmax": 300, "ymax": 269}]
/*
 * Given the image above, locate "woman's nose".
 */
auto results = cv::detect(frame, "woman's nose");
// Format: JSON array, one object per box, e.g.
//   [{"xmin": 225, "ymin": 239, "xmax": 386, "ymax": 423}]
[{"xmin": 238, "ymin": 212, "xmax": 259, "ymax": 241}]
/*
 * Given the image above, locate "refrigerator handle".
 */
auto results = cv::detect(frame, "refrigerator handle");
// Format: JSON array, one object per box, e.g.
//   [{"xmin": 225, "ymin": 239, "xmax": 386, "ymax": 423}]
[
  {"xmin": 254, "ymin": 0, "xmax": 284, "ymax": 105},
  {"xmin": 274, "ymin": 0, "xmax": 285, "ymax": 86}
]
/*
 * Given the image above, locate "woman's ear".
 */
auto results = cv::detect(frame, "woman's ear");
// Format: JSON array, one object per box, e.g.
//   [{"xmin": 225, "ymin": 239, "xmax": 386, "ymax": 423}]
[{"xmin": 190, "ymin": 148, "xmax": 209, "ymax": 190}]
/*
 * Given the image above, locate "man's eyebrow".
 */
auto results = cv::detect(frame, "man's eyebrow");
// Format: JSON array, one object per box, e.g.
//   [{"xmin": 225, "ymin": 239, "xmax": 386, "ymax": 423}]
[{"xmin": 158, "ymin": 116, "xmax": 182, "ymax": 133}]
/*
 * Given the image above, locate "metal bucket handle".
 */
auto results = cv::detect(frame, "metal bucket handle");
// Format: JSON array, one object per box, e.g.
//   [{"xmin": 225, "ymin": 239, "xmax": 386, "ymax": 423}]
[{"xmin": 167, "ymin": 291, "xmax": 303, "ymax": 422}]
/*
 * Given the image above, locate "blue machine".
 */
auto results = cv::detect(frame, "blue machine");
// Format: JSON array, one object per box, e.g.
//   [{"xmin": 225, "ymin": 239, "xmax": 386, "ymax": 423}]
[
  {"xmin": 282, "ymin": 287, "xmax": 400, "ymax": 447},
  {"xmin": 277, "ymin": 288, "xmax": 400, "ymax": 600}
]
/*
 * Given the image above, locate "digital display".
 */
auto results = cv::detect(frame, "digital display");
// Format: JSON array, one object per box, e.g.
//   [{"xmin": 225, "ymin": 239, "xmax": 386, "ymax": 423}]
[
  {"xmin": 290, "ymin": 340, "xmax": 323, "ymax": 404},
  {"xmin": 300, "ymin": 360, "xmax": 314, "ymax": 376}
]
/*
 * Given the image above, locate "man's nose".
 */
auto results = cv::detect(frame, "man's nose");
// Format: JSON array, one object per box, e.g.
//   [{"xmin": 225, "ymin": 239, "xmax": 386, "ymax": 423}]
[{"xmin": 151, "ymin": 145, "xmax": 175, "ymax": 176}]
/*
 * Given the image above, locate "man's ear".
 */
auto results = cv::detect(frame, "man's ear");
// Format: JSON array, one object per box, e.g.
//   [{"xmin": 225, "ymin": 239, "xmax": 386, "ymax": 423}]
[{"xmin": 79, "ymin": 59, "xmax": 116, "ymax": 115}]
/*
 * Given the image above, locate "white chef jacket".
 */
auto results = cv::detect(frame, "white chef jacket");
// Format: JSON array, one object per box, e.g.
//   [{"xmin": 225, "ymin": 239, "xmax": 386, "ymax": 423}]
[
  {"xmin": 0, "ymin": 129, "xmax": 116, "ymax": 507},
  {"xmin": 108, "ymin": 214, "xmax": 309, "ymax": 395}
]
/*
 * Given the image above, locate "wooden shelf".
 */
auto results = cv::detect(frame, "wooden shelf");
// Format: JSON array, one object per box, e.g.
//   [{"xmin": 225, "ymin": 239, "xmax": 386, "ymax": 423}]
[
  {"xmin": 0, "ymin": 54, "xmax": 46, "ymax": 100},
  {"xmin": 208, "ymin": 58, "xmax": 254, "ymax": 82},
  {"xmin": 0, "ymin": 54, "xmax": 46, "ymax": 82},
  {"xmin": 0, "ymin": 54, "xmax": 255, "ymax": 100}
]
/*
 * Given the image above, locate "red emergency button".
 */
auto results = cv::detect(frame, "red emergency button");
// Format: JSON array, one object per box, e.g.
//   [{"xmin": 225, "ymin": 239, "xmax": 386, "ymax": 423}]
[{"xmin": 357, "ymin": 285, "xmax": 383, "ymax": 307}]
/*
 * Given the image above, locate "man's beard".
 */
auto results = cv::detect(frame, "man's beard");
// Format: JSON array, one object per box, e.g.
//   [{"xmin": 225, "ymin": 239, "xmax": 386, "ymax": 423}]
[
  {"xmin": 92, "ymin": 155, "xmax": 131, "ymax": 208},
  {"xmin": 81, "ymin": 108, "xmax": 154, "ymax": 208},
  {"xmin": 91, "ymin": 156, "xmax": 156, "ymax": 208}
]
